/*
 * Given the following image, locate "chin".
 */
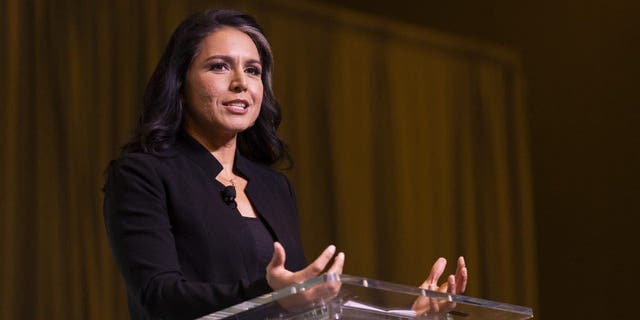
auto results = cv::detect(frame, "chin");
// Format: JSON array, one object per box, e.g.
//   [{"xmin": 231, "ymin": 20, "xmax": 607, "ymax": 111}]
[
  {"xmin": 227, "ymin": 119, "xmax": 257, "ymax": 132},
  {"xmin": 224, "ymin": 124, "xmax": 254, "ymax": 135}
]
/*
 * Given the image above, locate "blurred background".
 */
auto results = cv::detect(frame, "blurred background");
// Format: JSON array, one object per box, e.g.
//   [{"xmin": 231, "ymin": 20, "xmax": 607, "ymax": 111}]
[{"xmin": 1, "ymin": 0, "xmax": 638, "ymax": 319}]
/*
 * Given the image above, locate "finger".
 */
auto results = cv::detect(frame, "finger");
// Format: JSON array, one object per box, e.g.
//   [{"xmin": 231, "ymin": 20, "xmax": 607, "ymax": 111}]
[
  {"xmin": 457, "ymin": 265, "xmax": 468, "ymax": 293},
  {"xmin": 437, "ymin": 281, "xmax": 449, "ymax": 293},
  {"xmin": 456, "ymin": 256, "xmax": 468, "ymax": 293},
  {"xmin": 421, "ymin": 257, "xmax": 447, "ymax": 288},
  {"xmin": 267, "ymin": 242, "xmax": 286, "ymax": 271},
  {"xmin": 447, "ymin": 274, "xmax": 456, "ymax": 294},
  {"xmin": 436, "ymin": 276, "xmax": 450, "ymax": 293},
  {"xmin": 456, "ymin": 256, "xmax": 466, "ymax": 271},
  {"xmin": 327, "ymin": 252, "xmax": 345, "ymax": 275},
  {"xmin": 298, "ymin": 245, "xmax": 336, "ymax": 279}
]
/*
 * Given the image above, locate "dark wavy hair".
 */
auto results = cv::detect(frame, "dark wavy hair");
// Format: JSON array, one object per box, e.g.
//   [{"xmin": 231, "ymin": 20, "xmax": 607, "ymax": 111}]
[{"xmin": 122, "ymin": 9, "xmax": 290, "ymax": 166}]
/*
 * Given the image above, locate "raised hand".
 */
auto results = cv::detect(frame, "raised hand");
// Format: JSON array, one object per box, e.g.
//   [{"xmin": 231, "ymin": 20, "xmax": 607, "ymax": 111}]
[
  {"xmin": 420, "ymin": 256, "xmax": 467, "ymax": 294},
  {"xmin": 412, "ymin": 256, "xmax": 468, "ymax": 316},
  {"xmin": 266, "ymin": 242, "xmax": 345, "ymax": 291}
]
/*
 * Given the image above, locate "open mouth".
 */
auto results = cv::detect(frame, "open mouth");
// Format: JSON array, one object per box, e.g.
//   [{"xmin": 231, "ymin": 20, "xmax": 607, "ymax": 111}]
[
  {"xmin": 223, "ymin": 100, "xmax": 249, "ymax": 113},
  {"xmin": 224, "ymin": 101, "xmax": 248, "ymax": 109}
]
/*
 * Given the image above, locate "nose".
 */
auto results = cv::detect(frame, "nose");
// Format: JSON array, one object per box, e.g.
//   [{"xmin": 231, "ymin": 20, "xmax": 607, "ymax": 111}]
[{"xmin": 229, "ymin": 71, "xmax": 248, "ymax": 93}]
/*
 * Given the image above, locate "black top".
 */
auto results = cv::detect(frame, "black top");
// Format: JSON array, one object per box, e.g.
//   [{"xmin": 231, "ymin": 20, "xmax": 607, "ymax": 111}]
[
  {"xmin": 103, "ymin": 132, "xmax": 306, "ymax": 320},
  {"xmin": 241, "ymin": 217, "xmax": 276, "ymax": 282}
]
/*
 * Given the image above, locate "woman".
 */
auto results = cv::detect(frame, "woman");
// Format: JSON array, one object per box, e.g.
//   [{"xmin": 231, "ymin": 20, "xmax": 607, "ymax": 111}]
[{"xmin": 104, "ymin": 9, "xmax": 466, "ymax": 320}]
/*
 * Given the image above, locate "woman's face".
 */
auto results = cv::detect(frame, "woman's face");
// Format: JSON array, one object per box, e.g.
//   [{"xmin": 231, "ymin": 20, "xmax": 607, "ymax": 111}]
[{"xmin": 183, "ymin": 27, "xmax": 263, "ymax": 139}]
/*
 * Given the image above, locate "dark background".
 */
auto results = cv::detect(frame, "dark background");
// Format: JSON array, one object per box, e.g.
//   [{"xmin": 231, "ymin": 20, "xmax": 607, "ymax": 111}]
[
  {"xmin": 1, "ymin": 1, "xmax": 638, "ymax": 319},
  {"xmin": 312, "ymin": 0, "xmax": 640, "ymax": 319}
]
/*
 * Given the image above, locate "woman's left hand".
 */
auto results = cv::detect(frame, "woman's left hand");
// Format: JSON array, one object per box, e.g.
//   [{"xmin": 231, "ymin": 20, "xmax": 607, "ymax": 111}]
[
  {"xmin": 420, "ymin": 256, "xmax": 467, "ymax": 294},
  {"xmin": 412, "ymin": 257, "xmax": 468, "ymax": 316}
]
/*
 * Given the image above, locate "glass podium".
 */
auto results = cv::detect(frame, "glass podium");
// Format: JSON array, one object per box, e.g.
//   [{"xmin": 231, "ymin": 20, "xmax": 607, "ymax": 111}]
[{"xmin": 198, "ymin": 274, "xmax": 533, "ymax": 320}]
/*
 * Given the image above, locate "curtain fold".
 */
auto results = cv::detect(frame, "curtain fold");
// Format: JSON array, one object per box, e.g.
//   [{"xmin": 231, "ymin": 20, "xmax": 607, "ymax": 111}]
[{"xmin": 0, "ymin": 0, "xmax": 536, "ymax": 318}]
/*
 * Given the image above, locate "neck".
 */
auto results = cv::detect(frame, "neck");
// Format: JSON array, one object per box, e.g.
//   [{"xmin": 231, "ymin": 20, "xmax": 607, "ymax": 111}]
[{"xmin": 184, "ymin": 125, "xmax": 237, "ymax": 174}]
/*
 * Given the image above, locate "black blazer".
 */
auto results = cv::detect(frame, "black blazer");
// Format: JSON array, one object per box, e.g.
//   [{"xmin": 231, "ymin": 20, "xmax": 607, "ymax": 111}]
[{"xmin": 104, "ymin": 133, "xmax": 307, "ymax": 320}]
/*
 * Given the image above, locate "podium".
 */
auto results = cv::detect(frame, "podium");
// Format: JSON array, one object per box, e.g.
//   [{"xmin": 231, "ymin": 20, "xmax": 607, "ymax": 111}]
[{"xmin": 198, "ymin": 274, "xmax": 533, "ymax": 319}]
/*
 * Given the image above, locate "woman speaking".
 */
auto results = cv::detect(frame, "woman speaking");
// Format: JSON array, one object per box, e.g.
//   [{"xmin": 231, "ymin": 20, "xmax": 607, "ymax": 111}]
[{"xmin": 103, "ymin": 9, "xmax": 466, "ymax": 320}]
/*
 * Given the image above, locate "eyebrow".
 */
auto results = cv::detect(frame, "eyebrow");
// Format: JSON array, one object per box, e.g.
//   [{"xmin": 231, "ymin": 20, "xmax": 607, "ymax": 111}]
[{"xmin": 203, "ymin": 55, "xmax": 261, "ymax": 65}]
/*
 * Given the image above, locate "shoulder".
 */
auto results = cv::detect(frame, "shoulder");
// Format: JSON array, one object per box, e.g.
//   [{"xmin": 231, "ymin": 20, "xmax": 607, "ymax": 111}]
[
  {"xmin": 107, "ymin": 144, "xmax": 186, "ymax": 174},
  {"xmin": 107, "ymin": 152, "xmax": 163, "ymax": 177},
  {"xmin": 104, "ymin": 151, "xmax": 178, "ymax": 192}
]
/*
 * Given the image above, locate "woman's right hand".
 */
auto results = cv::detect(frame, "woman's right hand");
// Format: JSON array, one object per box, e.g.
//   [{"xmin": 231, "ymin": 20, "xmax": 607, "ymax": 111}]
[{"xmin": 266, "ymin": 242, "xmax": 345, "ymax": 291}]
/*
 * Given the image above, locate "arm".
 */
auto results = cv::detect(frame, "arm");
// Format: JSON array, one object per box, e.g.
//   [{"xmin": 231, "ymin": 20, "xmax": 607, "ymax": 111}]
[{"xmin": 103, "ymin": 155, "xmax": 261, "ymax": 319}]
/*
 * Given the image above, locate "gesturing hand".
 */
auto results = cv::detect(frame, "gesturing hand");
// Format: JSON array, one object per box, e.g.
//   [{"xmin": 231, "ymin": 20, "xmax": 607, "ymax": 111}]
[
  {"xmin": 420, "ymin": 256, "xmax": 467, "ymax": 295},
  {"xmin": 412, "ymin": 256, "xmax": 468, "ymax": 316},
  {"xmin": 266, "ymin": 242, "xmax": 345, "ymax": 291}
]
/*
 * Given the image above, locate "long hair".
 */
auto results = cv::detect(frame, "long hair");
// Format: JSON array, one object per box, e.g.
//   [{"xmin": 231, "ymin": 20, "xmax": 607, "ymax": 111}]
[{"xmin": 122, "ymin": 9, "xmax": 290, "ymax": 166}]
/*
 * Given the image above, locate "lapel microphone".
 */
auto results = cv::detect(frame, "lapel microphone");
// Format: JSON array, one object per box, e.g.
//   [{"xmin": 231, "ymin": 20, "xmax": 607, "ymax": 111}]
[{"xmin": 221, "ymin": 186, "xmax": 237, "ymax": 209}]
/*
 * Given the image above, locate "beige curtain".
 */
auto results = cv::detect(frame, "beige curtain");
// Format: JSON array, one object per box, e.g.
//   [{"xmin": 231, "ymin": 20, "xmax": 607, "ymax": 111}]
[{"xmin": 0, "ymin": 0, "xmax": 536, "ymax": 318}]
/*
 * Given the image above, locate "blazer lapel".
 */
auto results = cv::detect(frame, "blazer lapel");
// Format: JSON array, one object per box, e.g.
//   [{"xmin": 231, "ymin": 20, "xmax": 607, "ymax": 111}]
[{"xmin": 235, "ymin": 155, "xmax": 288, "ymax": 242}]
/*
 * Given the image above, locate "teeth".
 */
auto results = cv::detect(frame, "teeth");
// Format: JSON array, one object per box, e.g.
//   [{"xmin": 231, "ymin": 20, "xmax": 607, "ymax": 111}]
[{"xmin": 228, "ymin": 103, "xmax": 247, "ymax": 109}]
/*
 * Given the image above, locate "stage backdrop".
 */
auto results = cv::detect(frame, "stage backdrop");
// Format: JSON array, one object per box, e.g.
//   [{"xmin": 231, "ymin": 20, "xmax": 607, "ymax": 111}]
[{"xmin": 0, "ymin": 0, "xmax": 536, "ymax": 318}]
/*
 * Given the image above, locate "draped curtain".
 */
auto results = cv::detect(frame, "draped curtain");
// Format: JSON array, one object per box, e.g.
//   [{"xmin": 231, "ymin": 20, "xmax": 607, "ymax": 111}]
[{"xmin": 0, "ymin": 0, "xmax": 536, "ymax": 318}]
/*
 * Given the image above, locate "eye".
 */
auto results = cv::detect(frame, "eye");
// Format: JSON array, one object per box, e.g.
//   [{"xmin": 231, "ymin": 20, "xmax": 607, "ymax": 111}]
[
  {"xmin": 245, "ymin": 66, "xmax": 262, "ymax": 76},
  {"xmin": 208, "ymin": 63, "xmax": 228, "ymax": 72}
]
